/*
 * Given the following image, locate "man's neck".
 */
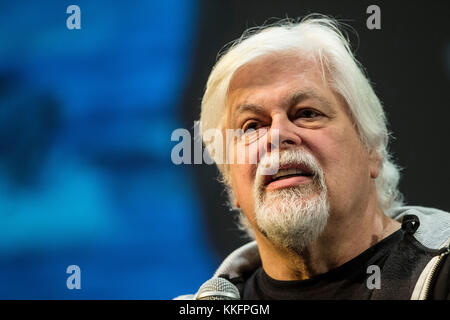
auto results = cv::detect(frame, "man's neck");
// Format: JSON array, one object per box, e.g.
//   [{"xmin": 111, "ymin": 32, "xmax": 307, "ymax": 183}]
[{"xmin": 254, "ymin": 204, "xmax": 401, "ymax": 281}]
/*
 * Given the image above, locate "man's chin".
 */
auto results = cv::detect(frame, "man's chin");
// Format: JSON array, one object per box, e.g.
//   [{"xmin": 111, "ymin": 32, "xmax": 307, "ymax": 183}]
[
  {"xmin": 254, "ymin": 187, "xmax": 329, "ymax": 253},
  {"xmin": 259, "ymin": 185, "xmax": 319, "ymax": 204}
]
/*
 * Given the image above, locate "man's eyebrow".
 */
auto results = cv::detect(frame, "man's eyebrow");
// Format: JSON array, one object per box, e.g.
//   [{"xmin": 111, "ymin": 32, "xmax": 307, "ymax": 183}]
[
  {"xmin": 234, "ymin": 103, "xmax": 266, "ymax": 115},
  {"xmin": 283, "ymin": 90, "xmax": 333, "ymax": 110},
  {"xmin": 230, "ymin": 89, "xmax": 333, "ymax": 126},
  {"xmin": 231, "ymin": 104, "xmax": 266, "ymax": 127}
]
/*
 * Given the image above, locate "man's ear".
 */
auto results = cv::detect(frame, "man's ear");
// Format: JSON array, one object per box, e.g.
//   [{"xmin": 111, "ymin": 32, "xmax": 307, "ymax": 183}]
[
  {"xmin": 234, "ymin": 199, "xmax": 240, "ymax": 209},
  {"xmin": 368, "ymin": 148, "xmax": 381, "ymax": 179}
]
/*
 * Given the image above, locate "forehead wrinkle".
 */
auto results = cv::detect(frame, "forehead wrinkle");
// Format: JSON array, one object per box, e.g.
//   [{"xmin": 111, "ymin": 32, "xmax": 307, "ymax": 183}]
[
  {"xmin": 225, "ymin": 56, "xmax": 335, "ymax": 128},
  {"xmin": 283, "ymin": 89, "xmax": 335, "ymax": 114}
]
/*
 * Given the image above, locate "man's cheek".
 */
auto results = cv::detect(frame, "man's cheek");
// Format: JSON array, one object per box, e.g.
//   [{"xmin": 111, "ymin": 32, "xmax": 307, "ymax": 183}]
[
  {"xmin": 233, "ymin": 135, "xmax": 264, "ymax": 166},
  {"xmin": 231, "ymin": 165, "xmax": 253, "ymax": 193}
]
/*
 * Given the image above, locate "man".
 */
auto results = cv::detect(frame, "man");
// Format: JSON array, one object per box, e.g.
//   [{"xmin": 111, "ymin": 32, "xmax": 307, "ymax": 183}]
[{"xmin": 178, "ymin": 15, "xmax": 450, "ymax": 299}]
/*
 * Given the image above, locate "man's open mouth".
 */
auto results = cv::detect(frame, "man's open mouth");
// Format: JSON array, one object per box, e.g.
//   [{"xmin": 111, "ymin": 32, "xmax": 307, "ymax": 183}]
[{"xmin": 264, "ymin": 165, "xmax": 314, "ymax": 186}]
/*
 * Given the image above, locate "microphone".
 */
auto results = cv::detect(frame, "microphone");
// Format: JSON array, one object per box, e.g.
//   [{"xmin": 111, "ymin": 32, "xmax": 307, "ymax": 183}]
[{"xmin": 195, "ymin": 277, "xmax": 241, "ymax": 300}]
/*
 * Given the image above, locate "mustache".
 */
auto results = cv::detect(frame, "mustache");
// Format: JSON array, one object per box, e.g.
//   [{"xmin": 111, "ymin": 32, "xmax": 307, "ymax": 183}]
[{"xmin": 254, "ymin": 149, "xmax": 324, "ymax": 190}]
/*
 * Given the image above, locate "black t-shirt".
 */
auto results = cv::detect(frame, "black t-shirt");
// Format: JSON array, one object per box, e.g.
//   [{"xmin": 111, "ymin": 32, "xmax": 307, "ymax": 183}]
[{"xmin": 229, "ymin": 216, "xmax": 441, "ymax": 299}]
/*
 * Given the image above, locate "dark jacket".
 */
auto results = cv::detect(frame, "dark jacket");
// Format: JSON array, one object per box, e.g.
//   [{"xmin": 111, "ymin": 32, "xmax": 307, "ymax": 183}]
[{"xmin": 176, "ymin": 206, "xmax": 450, "ymax": 300}]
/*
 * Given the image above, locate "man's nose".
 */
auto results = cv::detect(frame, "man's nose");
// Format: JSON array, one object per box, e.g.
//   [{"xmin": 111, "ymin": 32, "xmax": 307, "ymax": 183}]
[{"xmin": 267, "ymin": 115, "xmax": 302, "ymax": 151}]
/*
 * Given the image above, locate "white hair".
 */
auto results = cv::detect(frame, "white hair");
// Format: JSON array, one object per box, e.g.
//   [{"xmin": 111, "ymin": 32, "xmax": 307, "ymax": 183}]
[{"xmin": 200, "ymin": 14, "xmax": 403, "ymax": 221}]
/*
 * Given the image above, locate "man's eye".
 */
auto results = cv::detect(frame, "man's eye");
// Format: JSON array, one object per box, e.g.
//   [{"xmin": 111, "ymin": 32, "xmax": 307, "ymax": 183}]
[
  {"xmin": 242, "ymin": 121, "xmax": 260, "ymax": 132},
  {"xmin": 296, "ymin": 109, "xmax": 321, "ymax": 119}
]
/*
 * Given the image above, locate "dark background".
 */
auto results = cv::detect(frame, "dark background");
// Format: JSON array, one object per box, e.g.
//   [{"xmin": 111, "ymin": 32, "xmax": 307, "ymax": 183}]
[
  {"xmin": 181, "ymin": 0, "xmax": 450, "ymax": 259},
  {"xmin": 0, "ymin": 0, "xmax": 448, "ymax": 298}
]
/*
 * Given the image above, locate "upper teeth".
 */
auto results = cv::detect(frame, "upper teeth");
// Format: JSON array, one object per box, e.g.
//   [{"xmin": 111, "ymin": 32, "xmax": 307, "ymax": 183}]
[{"xmin": 272, "ymin": 168, "xmax": 306, "ymax": 180}]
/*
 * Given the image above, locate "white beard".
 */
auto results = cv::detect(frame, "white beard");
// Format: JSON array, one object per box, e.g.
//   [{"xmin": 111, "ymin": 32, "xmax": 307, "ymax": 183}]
[{"xmin": 253, "ymin": 149, "xmax": 329, "ymax": 253}]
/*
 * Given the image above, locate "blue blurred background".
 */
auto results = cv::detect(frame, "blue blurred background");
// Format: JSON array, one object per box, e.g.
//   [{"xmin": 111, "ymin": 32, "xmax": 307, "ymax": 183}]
[{"xmin": 0, "ymin": 0, "xmax": 218, "ymax": 299}]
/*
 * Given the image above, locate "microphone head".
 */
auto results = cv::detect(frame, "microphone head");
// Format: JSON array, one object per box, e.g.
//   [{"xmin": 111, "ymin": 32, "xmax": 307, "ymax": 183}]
[{"xmin": 196, "ymin": 277, "xmax": 241, "ymax": 300}]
